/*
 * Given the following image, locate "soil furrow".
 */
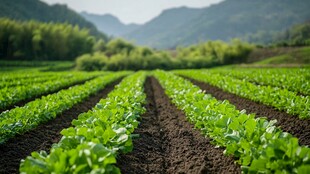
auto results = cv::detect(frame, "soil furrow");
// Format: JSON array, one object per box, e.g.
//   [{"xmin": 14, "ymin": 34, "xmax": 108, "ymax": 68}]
[
  {"xmin": 0, "ymin": 79, "xmax": 122, "ymax": 174},
  {"xmin": 118, "ymin": 77, "xmax": 166, "ymax": 173},
  {"xmin": 0, "ymin": 76, "xmax": 98, "ymax": 113},
  {"xmin": 185, "ymin": 77, "xmax": 310, "ymax": 146},
  {"xmin": 117, "ymin": 77, "xmax": 240, "ymax": 174}
]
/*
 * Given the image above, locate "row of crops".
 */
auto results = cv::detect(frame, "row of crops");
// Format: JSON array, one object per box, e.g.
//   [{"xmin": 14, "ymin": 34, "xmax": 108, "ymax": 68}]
[
  {"xmin": 0, "ymin": 71, "xmax": 130, "ymax": 144},
  {"xmin": 174, "ymin": 68, "xmax": 310, "ymax": 119},
  {"xmin": 20, "ymin": 72, "xmax": 147, "ymax": 173},
  {"xmin": 211, "ymin": 68, "xmax": 310, "ymax": 95},
  {"xmin": 0, "ymin": 68, "xmax": 310, "ymax": 173},
  {"xmin": 156, "ymin": 70, "xmax": 310, "ymax": 173},
  {"xmin": 0, "ymin": 71, "xmax": 108, "ymax": 110}
]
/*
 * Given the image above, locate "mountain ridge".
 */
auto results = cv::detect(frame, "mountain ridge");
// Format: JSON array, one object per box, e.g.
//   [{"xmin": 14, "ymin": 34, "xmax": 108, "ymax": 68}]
[
  {"xmin": 80, "ymin": 11, "xmax": 141, "ymax": 37},
  {"xmin": 124, "ymin": 0, "xmax": 310, "ymax": 48}
]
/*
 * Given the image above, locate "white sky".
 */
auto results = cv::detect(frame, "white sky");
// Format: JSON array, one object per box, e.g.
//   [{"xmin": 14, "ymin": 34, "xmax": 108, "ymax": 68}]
[{"xmin": 41, "ymin": 0, "xmax": 223, "ymax": 24}]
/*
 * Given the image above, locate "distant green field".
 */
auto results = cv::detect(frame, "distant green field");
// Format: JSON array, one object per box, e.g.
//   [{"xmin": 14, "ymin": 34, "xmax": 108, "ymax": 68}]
[
  {"xmin": 0, "ymin": 61, "xmax": 75, "ymax": 72},
  {"xmin": 254, "ymin": 47, "xmax": 310, "ymax": 65}
]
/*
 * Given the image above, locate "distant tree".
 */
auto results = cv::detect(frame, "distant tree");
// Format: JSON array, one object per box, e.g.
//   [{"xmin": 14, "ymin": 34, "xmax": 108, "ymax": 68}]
[
  {"xmin": 105, "ymin": 39, "xmax": 135, "ymax": 56},
  {"xmin": 0, "ymin": 18, "xmax": 96, "ymax": 60},
  {"xmin": 93, "ymin": 39, "xmax": 106, "ymax": 52}
]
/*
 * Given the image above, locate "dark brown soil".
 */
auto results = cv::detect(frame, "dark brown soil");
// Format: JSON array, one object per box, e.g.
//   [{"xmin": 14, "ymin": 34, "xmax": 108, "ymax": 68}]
[
  {"xmin": 0, "ymin": 76, "xmax": 97, "ymax": 113},
  {"xmin": 117, "ymin": 77, "xmax": 240, "ymax": 174},
  {"xmin": 186, "ymin": 77, "xmax": 310, "ymax": 146},
  {"xmin": 0, "ymin": 79, "xmax": 121, "ymax": 174}
]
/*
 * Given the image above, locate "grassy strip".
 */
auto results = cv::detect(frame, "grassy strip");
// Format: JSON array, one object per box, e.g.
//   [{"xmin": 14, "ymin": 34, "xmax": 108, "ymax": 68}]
[
  {"xmin": 174, "ymin": 70, "xmax": 310, "ymax": 119},
  {"xmin": 0, "ymin": 72, "xmax": 130, "ymax": 144},
  {"xmin": 254, "ymin": 47, "xmax": 310, "ymax": 65},
  {"xmin": 0, "ymin": 60, "xmax": 74, "ymax": 67},
  {"xmin": 20, "ymin": 72, "xmax": 147, "ymax": 173},
  {"xmin": 154, "ymin": 70, "xmax": 310, "ymax": 173}
]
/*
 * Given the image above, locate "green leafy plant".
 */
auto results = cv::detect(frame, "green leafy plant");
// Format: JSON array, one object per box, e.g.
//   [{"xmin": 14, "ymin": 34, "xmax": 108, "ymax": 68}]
[
  {"xmin": 0, "ymin": 72, "xmax": 130, "ymax": 144},
  {"xmin": 0, "ymin": 71, "xmax": 107, "ymax": 110},
  {"xmin": 174, "ymin": 69, "xmax": 310, "ymax": 119},
  {"xmin": 20, "ymin": 72, "xmax": 147, "ymax": 173},
  {"xmin": 211, "ymin": 68, "xmax": 310, "ymax": 95},
  {"xmin": 154, "ymin": 70, "xmax": 310, "ymax": 173}
]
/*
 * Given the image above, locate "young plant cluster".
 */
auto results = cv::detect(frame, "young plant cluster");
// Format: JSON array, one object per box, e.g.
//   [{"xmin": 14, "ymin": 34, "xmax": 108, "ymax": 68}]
[
  {"xmin": 20, "ymin": 72, "xmax": 147, "ymax": 173},
  {"xmin": 0, "ymin": 72, "xmax": 129, "ymax": 144},
  {"xmin": 0, "ymin": 71, "xmax": 61, "ymax": 81},
  {"xmin": 0, "ymin": 74, "xmax": 66, "ymax": 89},
  {"xmin": 154, "ymin": 70, "xmax": 310, "ymax": 173},
  {"xmin": 175, "ymin": 70, "xmax": 310, "ymax": 119},
  {"xmin": 0, "ymin": 71, "xmax": 106, "ymax": 110},
  {"xmin": 0, "ymin": 71, "xmax": 75, "ymax": 89},
  {"xmin": 212, "ymin": 68, "xmax": 310, "ymax": 95}
]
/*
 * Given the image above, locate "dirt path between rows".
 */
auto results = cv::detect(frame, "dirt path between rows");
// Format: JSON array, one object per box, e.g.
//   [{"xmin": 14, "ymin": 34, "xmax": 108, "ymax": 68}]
[
  {"xmin": 0, "ymin": 79, "xmax": 122, "ymax": 174},
  {"xmin": 0, "ymin": 76, "xmax": 98, "ymax": 113},
  {"xmin": 186, "ymin": 77, "xmax": 310, "ymax": 146},
  {"xmin": 117, "ymin": 77, "xmax": 240, "ymax": 174}
]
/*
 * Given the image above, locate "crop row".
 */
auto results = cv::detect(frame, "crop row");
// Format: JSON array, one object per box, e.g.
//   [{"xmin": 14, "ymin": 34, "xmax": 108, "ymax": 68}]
[
  {"xmin": 0, "ymin": 72, "xmax": 106, "ymax": 110},
  {"xmin": 0, "ymin": 72, "xmax": 99, "ymax": 89},
  {"xmin": 20, "ymin": 72, "xmax": 147, "ymax": 173},
  {"xmin": 0, "ymin": 71, "xmax": 65, "ymax": 81},
  {"xmin": 0, "ymin": 75, "xmax": 59, "ymax": 89},
  {"xmin": 174, "ymin": 70, "xmax": 310, "ymax": 119},
  {"xmin": 154, "ymin": 70, "xmax": 310, "ymax": 173},
  {"xmin": 0, "ymin": 72, "xmax": 130, "ymax": 144},
  {"xmin": 211, "ymin": 68, "xmax": 310, "ymax": 95}
]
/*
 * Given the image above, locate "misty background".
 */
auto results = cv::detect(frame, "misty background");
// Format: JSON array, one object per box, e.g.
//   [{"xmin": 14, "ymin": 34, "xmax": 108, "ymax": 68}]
[
  {"xmin": 41, "ymin": 0, "xmax": 222, "ymax": 24},
  {"xmin": 0, "ymin": 0, "xmax": 309, "ymax": 70}
]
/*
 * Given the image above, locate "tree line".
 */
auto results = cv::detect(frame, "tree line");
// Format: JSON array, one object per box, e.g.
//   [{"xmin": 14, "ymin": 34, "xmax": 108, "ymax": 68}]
[
  {"xmin": 245, "ymin": 22, "xmax": 310, "ymax": 47},
  {"xmin": 0, "ymin": 18, "xmax": 254, "ymax": 70},
  {"xmin": 0, "ymin": 18, "xmax": 96, "ymax": 60},
  {"xmin": 76, "ymin": 39, "xmax": 254, "ymax": 71}
]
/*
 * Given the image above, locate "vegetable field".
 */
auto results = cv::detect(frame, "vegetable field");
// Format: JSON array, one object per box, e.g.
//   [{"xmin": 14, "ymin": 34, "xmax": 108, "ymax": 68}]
[{"xmin": 0, "ymin": 68, "xmax": 310, "ymax": 174}]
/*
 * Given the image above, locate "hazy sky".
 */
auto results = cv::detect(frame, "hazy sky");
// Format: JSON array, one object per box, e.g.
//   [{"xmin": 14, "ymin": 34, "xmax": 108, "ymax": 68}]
[{"xmin": 41, "ymin": 0, "xmax": 222, "ymax": 24}]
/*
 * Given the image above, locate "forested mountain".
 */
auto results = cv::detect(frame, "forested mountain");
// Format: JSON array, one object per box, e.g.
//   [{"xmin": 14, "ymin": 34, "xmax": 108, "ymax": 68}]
[
  {"xmin": 124, "ymin": 0, "xmax": 310, "ymax": 49},
  {"xmin": 0, "ymin": 0, "xmax": 107, "ymax": 39},
  {"xmin": 247, "ymin": 21, "xmax": 310, "ymax": 46},
  {"xmin": 124, "ymin": 7, "xmax": 203, "ymax": 48},
  {"xmin": 80, "ymin": 12, "xmax": 140, "ymax": 37}
]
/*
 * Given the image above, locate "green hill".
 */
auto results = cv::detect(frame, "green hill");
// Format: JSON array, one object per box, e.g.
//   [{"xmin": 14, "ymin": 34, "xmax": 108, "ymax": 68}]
[
  {"xmin": 124, "ymin": 6, "xmax": 204, "ymax": 48},
  {"xmin": 254, "ymin": 47, "xmax": 310, "ymax": 65},
  {"xmin": 80, "ymin": 12, "xmax": 140, "ymax": 37},
  {"xmin": 124, "ymin": 0, "xmax": 310, "ymax": 49},
  {"xmin": 0, "ymin": 0, "xmax": 107, "ymax": 39}
]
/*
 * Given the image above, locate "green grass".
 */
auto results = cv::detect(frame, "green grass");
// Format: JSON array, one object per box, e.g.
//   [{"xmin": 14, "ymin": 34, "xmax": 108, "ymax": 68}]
[
  {"xmin": 0, "ymin": 61, "xmax": 75, "ymax": 72},
  {"xmin": 255, "ymin": 55, "xmax": 292, "ymax": 64},
  {"xmin": 254, "ymin": 47, "xmax": 310, "ymax": 65}
]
